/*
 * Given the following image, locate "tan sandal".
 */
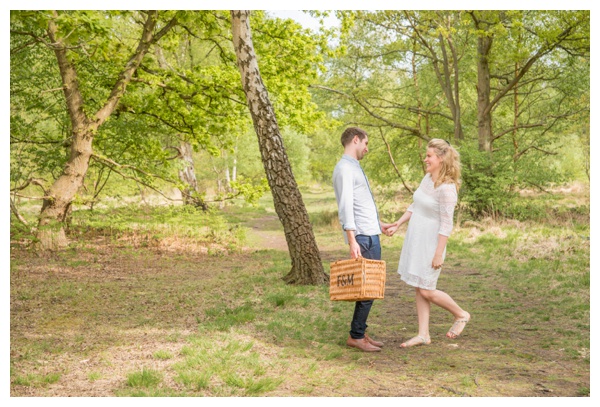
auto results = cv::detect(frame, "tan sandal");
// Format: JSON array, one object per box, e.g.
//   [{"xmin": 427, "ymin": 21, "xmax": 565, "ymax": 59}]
[
  {"xmin": 447, "ymin": 312, "xmax": 471, "ymax": 339},
  {"xmin": 400, "ymin": 335, "xmax": 431, "ymax": 348}
]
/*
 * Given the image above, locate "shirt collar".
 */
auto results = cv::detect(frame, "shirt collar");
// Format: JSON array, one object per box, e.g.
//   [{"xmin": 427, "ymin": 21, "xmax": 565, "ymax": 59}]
[{"xmin": 341, "ymin": 154, "xmax": 360, "ymax": 165}]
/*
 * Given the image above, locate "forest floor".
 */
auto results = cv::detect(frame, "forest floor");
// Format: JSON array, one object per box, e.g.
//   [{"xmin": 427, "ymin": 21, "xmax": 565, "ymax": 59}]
[{"xmin": 9, "ymin": 190, "xmax": 590, "ymax": 398}]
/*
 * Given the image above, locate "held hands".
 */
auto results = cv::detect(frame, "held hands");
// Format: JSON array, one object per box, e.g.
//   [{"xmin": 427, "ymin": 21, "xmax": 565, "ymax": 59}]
[
  {"xmin": 383, "ymin": 211, "xmax": 412, "ymax": 237},
  {"xmin": 385, "ymin": 222, "xmax": 399, "ymax": 236},
  {"xmin": 382, "ymin": 221, "xmax": 400, "ymax": 236},
  {"xmin": 380, "ymin": 222, "xmax": 391, "ymax": 235}
]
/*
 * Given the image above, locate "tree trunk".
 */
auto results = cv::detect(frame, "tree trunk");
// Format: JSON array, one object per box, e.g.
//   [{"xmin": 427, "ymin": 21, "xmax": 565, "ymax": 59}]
[
  {"xmin": 176, "ymin": 141, "xmax": 200, "ymax": 205},
  {"xmin": 476, "ymin": 34, "xmax": 494, "ymax": 153},
  {"xmin": 438, "ymin": 34, "xmax": 464, "ymax": 141},
  {"xmin": 225, "ymin": 166, "xmax": 231, "ymax": 189},
  {"xmin": 446, "ymin": 35, "xmax": 464, "ymax": 141},
  {"xmin": 231, "ymin": 10, "xmax": 327, "ymax": 285},
  {"xmin": 232, "ymin": 152, "xmax": 237, "ymax": 182},
  {"xmin": 35, "ymin": 11, "xmax": 175, "ymax": 250},
  {"xmin": 37, "ymin": 128, "xmax": 94, "ymax": 250},
  {"xmin": 406, "ymin": 11, "xmax": 464, "ymax": 142}
]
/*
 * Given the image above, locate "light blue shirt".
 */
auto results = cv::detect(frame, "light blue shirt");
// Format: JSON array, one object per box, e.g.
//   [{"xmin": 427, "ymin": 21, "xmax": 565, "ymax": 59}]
[{"xmin": 332, "ymin": 154, "xmax": 382, "ymax": 243}]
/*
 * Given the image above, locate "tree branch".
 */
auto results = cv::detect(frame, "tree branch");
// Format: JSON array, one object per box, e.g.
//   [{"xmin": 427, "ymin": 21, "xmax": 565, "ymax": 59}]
[
  {"xmin": 368, "ymin": 96, "xmax": 454, "ymax": 121},
  {"xmin": 10, "ymin": 197, "xmax": 30, "ymax": 227},
  {"xmin": 515, "ymin": 145, "xmax": 558, "ymax": 161},
  {"xmin": 524, "ymin": 180, "xmax": 552, "ymax": 194},
  {"xmin": 90, "ymin": 154, "xmax": 182, "ymax": 203},
  {"xmin": 46, "ymin": 11, "xmax": 87, "ymax": 128},
  {"xmin": 379, "ymin": 128, "xmax": 413, "ymax": 194},
  {"xmin": 10, "ymin": 178, "xmax": 49, "ymax": 195},
  {"xmin": 310, "ymin": 84, "xmax": 426, "ymax": 140},
  {"xmin": 94, "ymin": 11, "xmax": 162, "ymax": 125},
  {"xmin": 485, "ymin": 23, "xmax": 582, "ymax": 117},
  {"xmin": 492, "ymin": 122, "xmax": 546, "ymax": 141}
]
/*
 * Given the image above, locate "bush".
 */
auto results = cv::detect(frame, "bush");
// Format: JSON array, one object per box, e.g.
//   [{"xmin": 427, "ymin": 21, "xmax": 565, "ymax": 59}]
[{"xmin": 459, "ymin": 148, "xmax": 516, "ymax": 218}]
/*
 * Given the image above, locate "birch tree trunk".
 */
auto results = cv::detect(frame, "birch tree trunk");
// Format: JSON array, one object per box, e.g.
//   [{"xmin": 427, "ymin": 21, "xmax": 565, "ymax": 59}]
[
  {"xmin": 231, "ymin": 10, "xmax": 327, "ymax": 285},
  {"xmin": 36, "ymin": 11, "xmax": 177, "ymax": 250},
  {"xmin": 176, "ymin": 141, "xmax": 201, "ymax": 206}
]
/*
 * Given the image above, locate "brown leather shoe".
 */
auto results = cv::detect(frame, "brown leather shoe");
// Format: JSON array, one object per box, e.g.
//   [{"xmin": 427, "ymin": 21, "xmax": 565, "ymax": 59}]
[
  {"xmin": 346, "ymin": 336, "xmax": 381, "ymax": 352},
  {"xmin": 365, "ymin": 333, "xmax": 384, "ymax": 348}
]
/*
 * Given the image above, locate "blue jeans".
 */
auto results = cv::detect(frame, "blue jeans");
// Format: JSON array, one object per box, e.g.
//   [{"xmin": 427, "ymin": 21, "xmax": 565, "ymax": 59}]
[{"xmin": 349, "ymin": 234, "xmax": 381, "ymax": 339}]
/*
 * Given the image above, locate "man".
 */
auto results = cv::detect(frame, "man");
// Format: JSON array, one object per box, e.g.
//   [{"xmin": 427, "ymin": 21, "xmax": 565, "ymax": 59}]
[{"xmin": 333, "ymin": 127, "xmax": 392, "ymax": 352}]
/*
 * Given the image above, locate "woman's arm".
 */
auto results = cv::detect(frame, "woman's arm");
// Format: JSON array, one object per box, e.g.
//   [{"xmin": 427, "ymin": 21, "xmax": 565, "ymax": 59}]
[
  {"xmin": 385, "ymin": 210, "xmax": 413, "ymax": 236},
  {"xmin": 434, "ymin": 183, "xmax": 457, "ymax": 268},
  {"xmin": 432, "ymin": 234, "xmax": 448, "ymax": 269}
]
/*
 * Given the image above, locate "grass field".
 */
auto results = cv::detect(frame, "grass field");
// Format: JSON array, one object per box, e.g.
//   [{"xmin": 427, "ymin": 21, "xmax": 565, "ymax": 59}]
[{"xmin": 9, "ymin": 184, "xmax": 590, "ymax": 396}]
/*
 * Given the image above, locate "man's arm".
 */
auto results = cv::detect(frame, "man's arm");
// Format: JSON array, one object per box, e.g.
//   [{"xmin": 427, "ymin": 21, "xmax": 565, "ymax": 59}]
[
  {"xmin": 334, "ymin": 167, "xmax": 356, "ymax": 233},
  {"xmin": 334, "ymin": 165, "xmax": 359, "ymax": 259},
  {"xmin": 346, "ymin": 229, "xmax": 361, "ymax": 259}
]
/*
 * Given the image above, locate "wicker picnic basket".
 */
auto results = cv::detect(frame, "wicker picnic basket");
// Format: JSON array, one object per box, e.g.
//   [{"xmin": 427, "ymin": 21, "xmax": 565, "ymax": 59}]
[{"xmin": 329, "ymin": 257, "xmax": 386, "ymax": 301}]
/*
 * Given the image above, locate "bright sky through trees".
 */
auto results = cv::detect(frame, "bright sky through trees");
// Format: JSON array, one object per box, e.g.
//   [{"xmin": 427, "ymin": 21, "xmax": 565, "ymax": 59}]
[{"xmin": 268, "ymin": 10, "xmax": 340, "ymax": 32}]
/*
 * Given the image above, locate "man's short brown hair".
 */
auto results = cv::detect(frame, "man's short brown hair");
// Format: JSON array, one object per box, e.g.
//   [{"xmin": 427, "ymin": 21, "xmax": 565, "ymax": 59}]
[{"xmin": 341, "ymin": 127, "xmax": 368, "ymax": 147}]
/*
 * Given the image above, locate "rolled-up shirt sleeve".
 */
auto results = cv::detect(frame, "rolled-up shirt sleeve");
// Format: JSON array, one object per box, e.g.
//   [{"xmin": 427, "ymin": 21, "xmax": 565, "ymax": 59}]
[
  {"xmin": 333, "ymin": 169, "xmax": 355, "ymax": 231},
  {"xmin": 438, "ymin": 184, "xmax": 458, "ymax": 236}
]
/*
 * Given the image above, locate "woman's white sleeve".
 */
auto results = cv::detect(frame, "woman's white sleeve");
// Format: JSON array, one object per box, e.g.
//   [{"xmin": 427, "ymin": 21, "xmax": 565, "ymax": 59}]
[{"xmin": 438, "ymin": 184, "xmax": 457, "ymax": 236}]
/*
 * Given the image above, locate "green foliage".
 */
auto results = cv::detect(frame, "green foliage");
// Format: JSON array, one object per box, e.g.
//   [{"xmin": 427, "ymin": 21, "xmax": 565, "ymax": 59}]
[
  {"xmin": 314, "ymin": 10, "xmax": 589, "ymax": 218},
  {"xmin": 204, "ymin": 304, "xmax": 256, "ymax": 331},
  {"xmin": 309, "ymin": 209, "xmax": 339, "ymax": 229},
  {"xmin": 281, "ymin": 129, "xmax": 312, "ymax": 184},
  {"xmin": 459, "ymin": 147, "xmax": 516, "ymax": 217},
  {"xmin": 12, "ymin": 373, "xmax": 61, "ymax": 387},
  {"xmin": 228, "ymin": 178, "xmax": 270, "ymax": 205},
  {"xmin": 126, "ymin": 368, "xmax": 163, "ymax": 388},
  {"xmin": 70, "ymin": 203, "xmax": 247, "ymax": 251},
  {"xmin": 305, "ymin": 126, "xmax": 343, "ymax": 183},
  {"xmin": 152, "ymin": 350, "xmax": 173, "ymax": 360},
  {"xmin": 253, "ymin": 11, "xmax": 325, "ymax": 133},
  {"xmin": 10, "ymin": 10, "xmax": 327, "ymax": 227},
  {"xmin": 87, "ymin": 372, "xmax": 102, "ymax": 382}
]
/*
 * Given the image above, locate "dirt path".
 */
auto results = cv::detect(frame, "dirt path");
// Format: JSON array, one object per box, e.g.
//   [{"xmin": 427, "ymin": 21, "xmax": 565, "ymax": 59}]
[{"xmin": 245, "ymin": 215, "xmax": 289, "ymax": 251}]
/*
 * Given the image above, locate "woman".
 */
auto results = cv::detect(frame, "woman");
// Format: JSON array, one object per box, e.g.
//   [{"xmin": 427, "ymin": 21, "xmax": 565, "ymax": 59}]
[{"xmin": 385, "ymin": 139, "xmax": 470, "ymax": 348}]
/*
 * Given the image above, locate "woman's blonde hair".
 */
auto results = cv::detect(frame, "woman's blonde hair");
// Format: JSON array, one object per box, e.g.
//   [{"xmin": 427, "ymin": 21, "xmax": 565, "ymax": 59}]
[{"xmin": 427, "ymin": 138, "xmax": 461, "ymax": 191}]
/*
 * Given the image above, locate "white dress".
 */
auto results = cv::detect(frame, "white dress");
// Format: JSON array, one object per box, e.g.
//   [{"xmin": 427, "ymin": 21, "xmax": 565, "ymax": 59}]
[{"xmin": 398, "ymin": 174, "xmax": 457, "ymax": 290}]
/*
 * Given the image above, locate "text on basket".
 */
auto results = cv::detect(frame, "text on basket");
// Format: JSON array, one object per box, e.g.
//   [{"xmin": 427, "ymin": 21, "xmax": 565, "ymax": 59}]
[{"xmin": 337, "ymin": 274, "xmax": 355, "ymax": 287}]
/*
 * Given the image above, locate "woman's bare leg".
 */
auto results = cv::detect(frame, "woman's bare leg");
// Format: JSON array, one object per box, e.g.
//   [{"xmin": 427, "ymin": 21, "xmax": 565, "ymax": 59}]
[
  {"xmin": 415, "ymin": 288, "xmax": 431, "ymax": 338},
  {"xmin": 401, "ymin": 288, "xmax": 432, "ymax": 347},
  {"xmin": 419, "ymin": 288, "xmax": 467, "ymax": 319},
  {"xmin": 419, "ymin": 288, "xmax": 470, "ymax": 338}
]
